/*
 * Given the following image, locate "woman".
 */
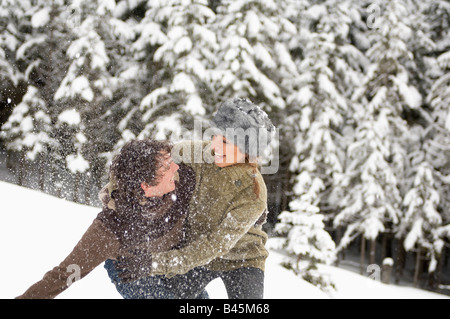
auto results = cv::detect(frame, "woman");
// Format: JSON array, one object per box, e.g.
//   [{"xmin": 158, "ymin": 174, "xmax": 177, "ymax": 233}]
[
  {"xmin": 16, "ymin": 139, "xmax": 196, "ymax": 299},
  {"xmin": 105, "ymin": 98, "xmax": 275, "ymax": 299}
]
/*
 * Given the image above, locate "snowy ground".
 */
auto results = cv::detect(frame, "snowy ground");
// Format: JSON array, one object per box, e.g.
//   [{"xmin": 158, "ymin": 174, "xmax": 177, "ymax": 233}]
[{"xmin": 0, "ymin": 181, "xmax": 448, "ymax": 299}]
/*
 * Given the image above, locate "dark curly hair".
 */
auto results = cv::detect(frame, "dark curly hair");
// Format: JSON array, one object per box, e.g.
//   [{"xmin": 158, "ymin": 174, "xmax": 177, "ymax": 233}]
[{"xmin": 109, "ymin": 139, "xmax": 173, "ymax": 213}]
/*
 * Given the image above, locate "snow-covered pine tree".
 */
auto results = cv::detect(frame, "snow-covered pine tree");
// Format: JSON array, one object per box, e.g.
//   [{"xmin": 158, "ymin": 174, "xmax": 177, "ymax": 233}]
[
  {"xmin": 16, "ymin": 0, "xmax": 70, "ymax": 103},
  {"xmin": 394, "ymin": 0, "xmax": 450, "ymax": 284},
  {"xmin": 333, "ymin": 105, "xmax": 403, "ymax": 269},
  {"xmin": 213, "ymin": 0, "xmax": 297, "ymax": 114},
  {"xmin": 427, "ymin": 51, "xmax": 450, "ymax": 131},
  {"xmin": 86, "ymin": 0, "xmax": 138, "ymax": 196},
  {"xmin": 0, "ymin": 85, "xmax": 55, "ymax": 188},
  {"xmin": 0, "ymin": 0, "xmax": 27, "ymax": 124},
  {"xmin": 400, "ymin": 162, "xmax": 444, "ymax": 281},
  {"xmin": 118, "ymin": 0, "xmax": 218, "ymax": 146},
  {"xmin": 274, "ymin": 171, "xmax": 336, "ymax": 292},
  {"xmin": 108, "ymin": 0, "xmax": 164, "ymax": 152},
  {"xmin": 425, "ymin": 0, "xmax": 450, "ymax": 145},
  {"xmin": 53, "ymin": 0, "xmax": 126, "ymax": 202},
  {"xmin": 285, "ymin": 0, "xmax": 366, "ymax": 213},
  {"xmin": 386, "ymin": 0, "xmax": 449, "ymax": 285},
  {"xmin": 423, "ymin": 21, "xmax": 450, "ymax": 283},
  {"xmin": 272, "ymin": 0, "xmax": 368, "ymax": 291},
  {"xmin": 1, "ymin": 0, "xmax": 72, "ymax": 187},
  {"xmin": 403, "ymin": 123, "xmax": 449, "ymax": 286},
  {"xmin": 425, "ymin": 0, "xmax": 450, "ymax": 54},
  {"xmin": 396, "ymin": 1, "xmax": 436, "ymax": 101},
  {"xmin": 424, "ymin": 0, "xmax": 450, "ymax": 231},
  {"xmin": 333, "ymin": 0, "xmax": 423, "ymax": 266}
]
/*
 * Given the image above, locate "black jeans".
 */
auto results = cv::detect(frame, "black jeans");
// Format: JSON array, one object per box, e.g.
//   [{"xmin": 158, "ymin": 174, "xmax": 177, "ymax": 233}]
[{"xmin": 104, "ymin": 259, "xmax": 264, "ymax": 299}]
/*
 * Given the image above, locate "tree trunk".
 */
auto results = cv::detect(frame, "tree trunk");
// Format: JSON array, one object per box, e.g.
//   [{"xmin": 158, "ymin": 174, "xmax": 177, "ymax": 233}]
[
  {"xmin": 50, "ymin": 162, "xmax": 60, "ymax": 198},
  {"xmin": 360, "ymin": 236, "xmax": 366, "ymax": 275},
  {"xmin": 381, "ymin": 233, "xmax": 387, "ymax": 262},
  {"xmin": 395, "ymin": 239, "xmax": 406, "ymax": 284},
  {"xmin": 335, "ymin": 226, "xmax": 342, "ymax": 266},
  {"xmin": 413, "ymin": 248, "xmax": 422, "ymax": 288},
  {"xmin": 6, "ymin": 149, "xmax": 13, "ymax": 169},
  {"xmin": 369, "ymin": 238, "xmax": 376, "ymax": 266},
  {"xmin": 381, "ymin": 232, "xmax": 392, "ymax": 261},
  {"xmin": 38, "ymin": 154, "xmax": 45, "ymax": 191},
  {"xmin": 84, "ymin": 172, "xmax": 91, "ymax": 205},
  {"xmin": 73, "ymin": 172, "xmax": 80, "ymax": 203},
  {"xmin": 437, "ymin": 246, "xmax": 445, "ymax": 290},
  {"xmin": 17, "ymin": 152, "xmax": 25, "ymax": 186}
]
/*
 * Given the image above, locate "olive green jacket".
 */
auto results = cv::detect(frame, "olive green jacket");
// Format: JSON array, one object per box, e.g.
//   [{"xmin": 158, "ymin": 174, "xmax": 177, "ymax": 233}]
[{"xmin": 155, "ymin": 140, "xmax": 269, "ymax": 276}]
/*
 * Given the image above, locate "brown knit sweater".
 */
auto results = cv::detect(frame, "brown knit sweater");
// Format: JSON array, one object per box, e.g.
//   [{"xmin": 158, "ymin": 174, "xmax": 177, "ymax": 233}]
[{"xmin": 16, "ymin": 164, "xmax": 195, "ymax": 299}]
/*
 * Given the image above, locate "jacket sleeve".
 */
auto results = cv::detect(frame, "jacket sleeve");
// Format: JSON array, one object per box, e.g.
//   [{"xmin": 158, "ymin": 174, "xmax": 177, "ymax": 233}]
[
  {"xmin": 16, "ymin": 218, "xmax": 120, "ymax": 299},
  {"xmin": 149, "ymin": 185, "xmax": 266, "ymax": 276}
]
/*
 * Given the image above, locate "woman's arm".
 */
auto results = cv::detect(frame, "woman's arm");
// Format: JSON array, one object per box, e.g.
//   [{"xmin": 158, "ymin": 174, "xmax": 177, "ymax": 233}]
[{"xmin": 16, "ymin": 218, "xmax": 120, "ymax": 299}]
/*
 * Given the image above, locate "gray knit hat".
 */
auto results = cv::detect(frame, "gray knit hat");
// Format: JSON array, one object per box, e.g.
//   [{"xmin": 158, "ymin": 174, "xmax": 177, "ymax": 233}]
[{"xmin": 210, "ymin": 98, "xmax": 275, "ymax": 158}]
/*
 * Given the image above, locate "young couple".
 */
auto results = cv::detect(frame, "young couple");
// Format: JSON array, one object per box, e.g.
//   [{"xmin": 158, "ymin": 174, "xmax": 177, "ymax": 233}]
[{"xmin": 16, "ymin": 98, "xmax": 275, "ymax": 299}]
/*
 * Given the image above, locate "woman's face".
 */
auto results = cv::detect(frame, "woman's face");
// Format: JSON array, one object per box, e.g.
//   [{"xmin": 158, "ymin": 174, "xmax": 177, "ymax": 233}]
[
  {"xmin": 211, "ymin": 135, "xmax": 246, "ymax": 168},
  {"xmin": 142, "ymin": 152, "xmax": 179, "ymax": 197}
]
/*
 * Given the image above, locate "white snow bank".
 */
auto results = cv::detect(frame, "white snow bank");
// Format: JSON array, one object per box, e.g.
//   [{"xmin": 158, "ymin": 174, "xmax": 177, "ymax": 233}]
[{"xmin": 0, "ymin": 181, "xmax": 447, "ymax": 299}]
